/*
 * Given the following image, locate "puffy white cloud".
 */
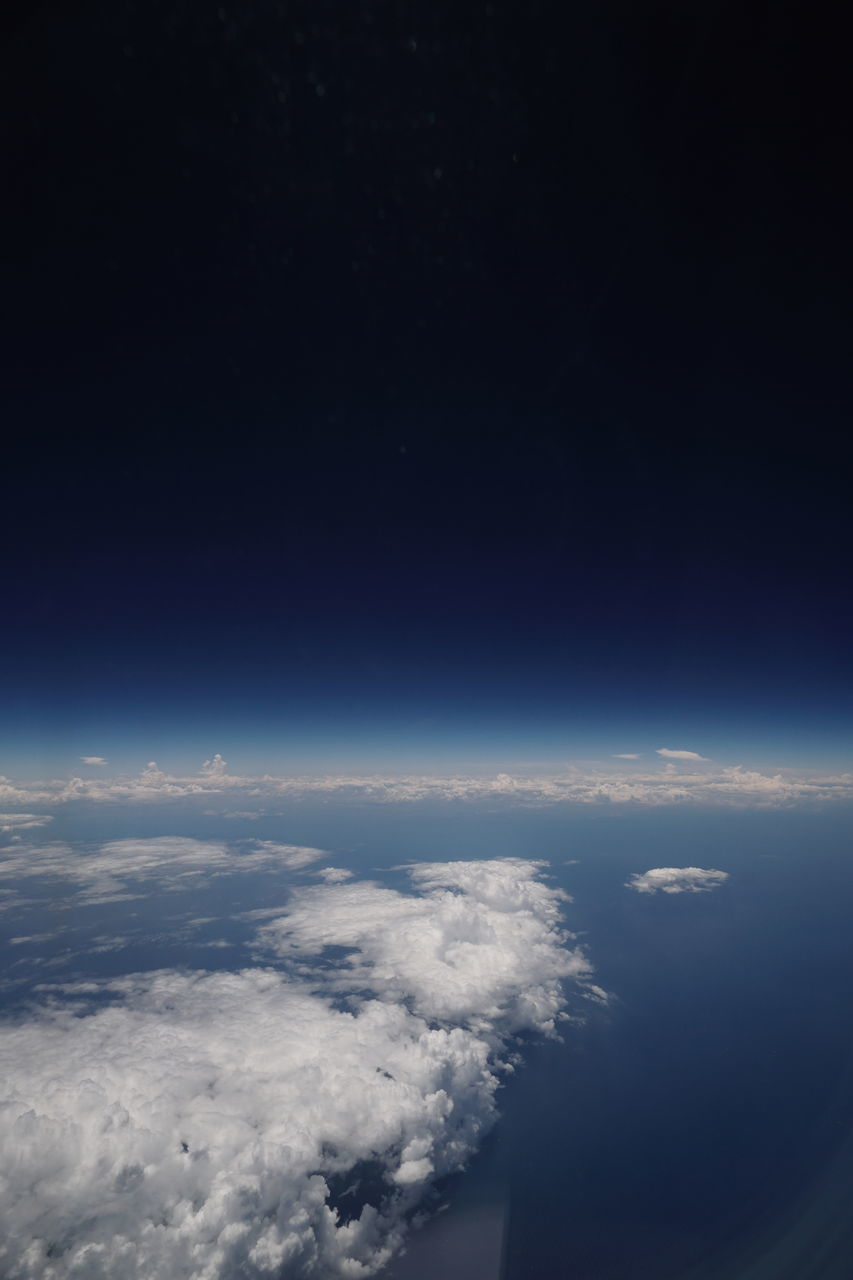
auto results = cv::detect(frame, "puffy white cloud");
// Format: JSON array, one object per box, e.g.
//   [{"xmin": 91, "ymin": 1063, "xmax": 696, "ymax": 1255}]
[
  {"xmin": 259, "ymin": 859, "xmax": 588, "ymax": 1036},
  {"xmin": 0, "ymin": 837, "xmax": 328, "ymax": 905},
  {"xmin": 656, "ymin": 748, "xmax": 708, "ymax": 761},
  {"xmin": 1, "ymin": 760, "xmax": 851, "ymax": 810},
  {"xmin": 80, "ymin": 757, "xmax": 108, "ymax": 766},
  {"xmin": 0, "ymin": 813, "xmax": 52, "ymax": 833},
  {"xmin": 0, "ymin": 859, "xmax": 588, "ymax": 1278},
  {"xmin": 625, "ymin": 866, "xmax": 730, "ymax": 894}
]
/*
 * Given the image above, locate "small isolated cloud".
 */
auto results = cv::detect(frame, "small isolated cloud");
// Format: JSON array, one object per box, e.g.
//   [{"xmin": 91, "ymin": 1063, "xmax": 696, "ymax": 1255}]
[
  {"xmin": 656, "ymin": 748, "xmax": 709, "ymax": 761},
  {"xmin": 80, "ymin": 757, "xmax": 108, "ymax": 766},
  {"xmin": 315, "ymin": 866, "xmax": 354, "ymax": 883},
  {"xmin": 613, "ymin": 753, "xmax": 641, "ymax": 759},
  {"xmin": 0, "ymin": 858, "xmax": 593, "ymax": 1278},
  {"xmin": 0, "ymin": 813, "xmax": 53, "ymax": 833},
  {"xmin": 626, "ymin": 866, "xmax": 730, "ymax": 895}
]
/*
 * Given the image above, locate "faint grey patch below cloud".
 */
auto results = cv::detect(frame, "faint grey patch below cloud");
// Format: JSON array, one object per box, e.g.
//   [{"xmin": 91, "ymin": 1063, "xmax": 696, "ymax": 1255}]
[{"xmin": 656, "ymin": 748, "xmax": 709, "ymax": 761}]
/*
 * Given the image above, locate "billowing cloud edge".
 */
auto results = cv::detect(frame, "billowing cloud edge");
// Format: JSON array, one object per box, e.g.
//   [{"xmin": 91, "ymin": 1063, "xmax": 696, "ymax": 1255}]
[
  {"xmin": 2, "ymin": 758, "xmax": 852, "ymax": 810},
  {"xmin": 0, "ymin": 857, "xmax": 593, "ymax": 1279}
]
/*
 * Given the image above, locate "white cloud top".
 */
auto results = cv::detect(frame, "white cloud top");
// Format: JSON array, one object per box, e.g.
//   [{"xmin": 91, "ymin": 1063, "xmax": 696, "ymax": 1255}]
[
  {"xmin": 0, "ymin": 858, "xmax": 588, "ymax": 1278},
  {"xmin": 259, "ymin": 859, "xmax": 588, "ymax": 1035},
  {"xmin": 80, "ymin": 756, "xmax": 108, "ymax": 766},
  {"xmin": 625, "ymin": 866, "xmax": 730, "ymax": 894},
  {"xmin": 1, "ymin": 757, "xmax": 850, "ymax": 810}
]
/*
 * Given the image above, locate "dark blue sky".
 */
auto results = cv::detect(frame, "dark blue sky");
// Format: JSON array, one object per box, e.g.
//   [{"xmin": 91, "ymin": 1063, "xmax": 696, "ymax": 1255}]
[{"xmin": 3, "ymin": 0, "xmax": 852, "ymax": 770}]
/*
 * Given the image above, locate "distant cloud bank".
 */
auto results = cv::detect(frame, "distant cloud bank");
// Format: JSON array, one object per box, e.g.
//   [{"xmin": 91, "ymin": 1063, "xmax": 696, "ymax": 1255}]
[
  {"xmin": 626, "ymin": 866, "xmax": 730, "ymax": 894},
  {"xmin": 1, "ymin": 758, "xmax": 852, "ymax": 810},
  {"xmin": 0, "ymin": 858, "xmax": 592, "ymax": 1278}
]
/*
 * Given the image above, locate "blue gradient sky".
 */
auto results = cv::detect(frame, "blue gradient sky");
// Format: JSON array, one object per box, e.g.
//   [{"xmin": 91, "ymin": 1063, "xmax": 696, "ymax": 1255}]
[
  {"xmin": 3, "ymin": 418, "xmax": 850, "ymax": 779},
  {"xmin": 3, "ymin": 2, "xmax": 852, "ymax": 782}
]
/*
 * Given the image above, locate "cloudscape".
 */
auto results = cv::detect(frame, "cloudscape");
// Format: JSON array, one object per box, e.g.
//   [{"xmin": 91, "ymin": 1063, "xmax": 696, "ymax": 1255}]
[{"xmin": 3, "ymin": 1, "xmax": 853, "ymax": 1277}]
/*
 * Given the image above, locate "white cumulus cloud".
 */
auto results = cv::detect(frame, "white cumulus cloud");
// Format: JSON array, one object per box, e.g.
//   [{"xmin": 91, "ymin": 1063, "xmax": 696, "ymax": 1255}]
[
  {"xmin": 80, "ymin": 757, "xmax": 108, "ymax": 766},
  {"xmin": 625, "ymin": 866, "xmax": 730, "ymax": 894},
  {"xmin": 0, "ymin": 858, "xmax": 588, "ymax": 1278},
  {"xmin": 259, "ymin": 859, "xmax": 589, "ymax": 1035}
]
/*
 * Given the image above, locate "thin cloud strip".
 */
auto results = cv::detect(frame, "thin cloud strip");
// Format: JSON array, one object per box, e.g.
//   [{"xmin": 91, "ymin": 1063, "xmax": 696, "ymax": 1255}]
[
  {"xmin": 0, "ymin": 813, "xmax": 53, "ymax": 833},
  {"xmin": 656, "ymin": 748, "xmax": 709, "ymax": 761},
  {"xmin": 0, "ymin": 836, "xmax": 328, "ymax": 905},
  {"xmin": 626, "ymin": 866, "xmax": 730, "ymax": 894},
  {"xmin": 0, "ymin": 858, "xmax": 588, "ymax": 1278}
]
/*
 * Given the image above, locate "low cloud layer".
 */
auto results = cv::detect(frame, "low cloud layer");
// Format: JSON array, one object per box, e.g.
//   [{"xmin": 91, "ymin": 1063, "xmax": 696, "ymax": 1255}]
[
  {"xmin": 625, "ymin": 866, "xmax": 730, "ymax": 894},
  {"xmin": 0, "ymin": 858, "xmax": 589, "ymax": 1278},
  {"xmin": 2, "ymin": 759, "xmax": 852, "ymax": 811}
]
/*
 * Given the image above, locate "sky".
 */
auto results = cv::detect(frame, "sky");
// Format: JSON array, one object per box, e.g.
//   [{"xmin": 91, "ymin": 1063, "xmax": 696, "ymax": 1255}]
[
  {"xmin": 3, "ymin": 9, "xmax": 853, "ymax": 1272},
  {"xmin": 2, "ymin": 1, "xmax": 852, "ymax": 775}
]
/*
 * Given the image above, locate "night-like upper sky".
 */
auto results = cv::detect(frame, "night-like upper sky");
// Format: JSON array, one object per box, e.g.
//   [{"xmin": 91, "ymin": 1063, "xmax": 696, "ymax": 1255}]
[{"xmin": 3, "ymin": 0, "xmax": 851, "ymax": 772}]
